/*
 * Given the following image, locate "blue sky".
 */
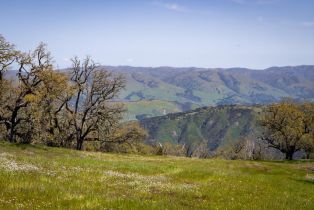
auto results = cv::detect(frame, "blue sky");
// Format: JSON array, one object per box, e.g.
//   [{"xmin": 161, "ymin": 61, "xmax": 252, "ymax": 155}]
[{"xmin": 0, "ymin": 0, "xmax": 314, "ymax": 69}]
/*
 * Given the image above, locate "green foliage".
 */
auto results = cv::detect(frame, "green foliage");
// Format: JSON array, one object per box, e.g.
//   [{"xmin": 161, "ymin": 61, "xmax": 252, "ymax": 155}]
[
  {"xmin": 101, "ymin": 121, "xmax": 148, "ymax": 154},
  {"xmin": 259, "ymin": 100, "xmax": 314, "ymax": 160},
  {"xmin": 0, "ymin": 42, "xmax": 54, "ymax": 143},
  {"xmin": 141, "ymin": 105, "xmax": 259, "ymax": 157}
]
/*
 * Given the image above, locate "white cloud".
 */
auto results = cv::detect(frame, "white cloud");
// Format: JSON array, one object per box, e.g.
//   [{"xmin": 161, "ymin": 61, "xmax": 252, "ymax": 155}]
[
  {"xmin": 153, "ymin": 1, "xmax": 186, "ymax": 12},
  {"xmin": 301, "ymin": 21, "xmax": 314, "ymax": 27}
]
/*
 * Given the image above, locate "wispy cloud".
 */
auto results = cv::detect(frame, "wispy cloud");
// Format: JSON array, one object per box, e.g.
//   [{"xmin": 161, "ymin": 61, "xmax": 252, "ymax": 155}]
[
  {"xmin": 153, "ymin": 1, "xmax": 187, "ymax": 12},
  {"xmin": 301, "ymin": 21, "xmax": 314, "ymax": 27}
]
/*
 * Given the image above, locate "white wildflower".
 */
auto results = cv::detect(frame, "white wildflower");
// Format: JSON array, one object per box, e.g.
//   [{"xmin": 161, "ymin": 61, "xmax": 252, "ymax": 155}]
[{"xmin": 0, "ymin": 156, "xmax": 39, "ymax": 172}]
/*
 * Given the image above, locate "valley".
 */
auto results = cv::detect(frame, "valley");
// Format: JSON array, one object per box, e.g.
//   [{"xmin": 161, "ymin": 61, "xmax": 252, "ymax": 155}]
[{"xmin": 106, "ymin": 65, "xmax": 314, "ymax": 120}]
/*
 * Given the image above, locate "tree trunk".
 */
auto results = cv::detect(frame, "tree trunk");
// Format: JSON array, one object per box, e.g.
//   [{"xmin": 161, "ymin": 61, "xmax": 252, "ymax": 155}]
[
  {"xmin": 76, "ymin": 141, "xmax": 81, "ymax": 150},
  {"xmin": 7, "ymin": 127, "xmax": 14, "ymax": 143},
  {"xmin": 76, "ymin": 136, "xmax": 83, "ymax": 150},
  {"xmin": 7, "ymin": 123, "xmax": 16, "ymax": 143},
  {"xmin": 285, "ymin": 151, "xmax": 294, "ymax": 160},
  {"xmin": 7, "ymin": 107, "xmax": 19, "ymax": 143}
]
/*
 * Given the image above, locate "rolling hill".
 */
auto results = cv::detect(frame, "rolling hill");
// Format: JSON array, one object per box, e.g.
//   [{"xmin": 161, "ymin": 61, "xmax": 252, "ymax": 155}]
[
  {"xmin": 105, "ymin": 65, "xmax": 314, "ymax": 119},
  {"xmin": 140, "ymin": 105, "xmax": 261, "ymax": 155}
]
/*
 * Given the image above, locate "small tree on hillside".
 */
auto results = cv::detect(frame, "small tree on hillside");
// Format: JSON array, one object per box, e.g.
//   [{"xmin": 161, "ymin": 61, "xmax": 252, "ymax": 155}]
[
  {"xmin": 259, "ymin": 100, "xmax": 312, "ymax": 160},
  {"xmin": 100, "ymin": 121, "xmax": 148, "ymax": 153}
]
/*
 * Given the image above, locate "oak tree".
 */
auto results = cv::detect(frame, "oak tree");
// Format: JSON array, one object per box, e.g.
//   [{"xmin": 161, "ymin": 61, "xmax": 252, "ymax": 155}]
[
  {"xmin": 65, "ymin": 56, "xmax": 125, "ymax": 150},
  {"xmin": 0, "ymin": 42, "xmax": 52, "ymax": 142},
  {"xmin": 259, "ymin": 100, "xmax": 313, "ymax": 160}
]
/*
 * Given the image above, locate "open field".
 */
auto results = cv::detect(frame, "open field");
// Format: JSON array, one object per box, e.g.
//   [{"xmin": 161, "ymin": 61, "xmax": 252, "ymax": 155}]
[
  {"xmin": 0, "ymin": 142, "xmax": 313, "ymax": 209},
  {"xmin": 123, "ymin": 100, "xmax": 184, "ymax": 121}
]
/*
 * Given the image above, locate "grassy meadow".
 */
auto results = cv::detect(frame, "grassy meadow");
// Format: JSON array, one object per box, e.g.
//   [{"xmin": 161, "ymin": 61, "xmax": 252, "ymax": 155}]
[
  {"xmin": 123, "ymin": 100, "xmax": 183, "ymax": 121},
  {"xmin": 0, "ymin": 141, "xmax": 313, "ymax": 209}
]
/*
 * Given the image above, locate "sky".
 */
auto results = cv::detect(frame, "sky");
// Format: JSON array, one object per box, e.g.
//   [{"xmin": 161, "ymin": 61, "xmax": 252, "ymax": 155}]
[{"xmin": 0, "ymin": 0, "xmax": 314, "ymax": 69}]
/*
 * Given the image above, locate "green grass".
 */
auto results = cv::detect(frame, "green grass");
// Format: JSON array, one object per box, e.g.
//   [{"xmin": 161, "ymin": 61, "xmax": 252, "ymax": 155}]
[
  {"xmin": 123, "ymin": 100, "xmax": 183, "ymax": 121},
  {"xmin": 0, "ymin": 142, "xmax": 313, "ymax": 209}
]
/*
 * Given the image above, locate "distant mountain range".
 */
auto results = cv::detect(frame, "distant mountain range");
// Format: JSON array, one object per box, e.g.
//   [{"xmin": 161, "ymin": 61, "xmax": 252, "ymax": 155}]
[
  {"xmin": 104, "ymin": 65, "xmax": 314, "ymax": 120},
  {"xmin": 5, "ymin": 65, "xmax": 314, "ymax": 120}
]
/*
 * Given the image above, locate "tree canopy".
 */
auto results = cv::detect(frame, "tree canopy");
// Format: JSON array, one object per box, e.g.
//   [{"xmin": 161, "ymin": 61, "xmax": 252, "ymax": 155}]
[{"xmin": 259, "ymin": 100, "xmax": 314, "ymax": 160}]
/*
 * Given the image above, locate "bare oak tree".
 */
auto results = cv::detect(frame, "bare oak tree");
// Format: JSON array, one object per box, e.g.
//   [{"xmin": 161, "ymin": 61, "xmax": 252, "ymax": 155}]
[{"xmin": 66, "ymin": 57, "xmax": 125, "ymax": 150}]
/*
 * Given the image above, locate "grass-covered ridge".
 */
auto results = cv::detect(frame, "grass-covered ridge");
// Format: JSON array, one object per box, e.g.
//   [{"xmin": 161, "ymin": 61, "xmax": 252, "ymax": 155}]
[
  {"xmin": 0, "ymin": 142, "xmax": 313, "ymax": 209},
  {"xmin": 140, "ymin": 105, "xmax": 260, "ymax": 152}
]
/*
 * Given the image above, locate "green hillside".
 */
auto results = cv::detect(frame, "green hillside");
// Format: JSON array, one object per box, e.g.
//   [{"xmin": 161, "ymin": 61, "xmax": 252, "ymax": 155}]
[
  {"xmin": 0, "ymin": 142, "xmax": 313, "ymax": 209},
  {"xmin": 105, "ymin": 65, "xmax": 314, "ymax": 119},
  {"xmin": 123, "ymin": 100, "xmax": 200, "ymax": 121},
  {"xmin": 140, "ymin": 105, "xmax": 261, "ymax": 153},
  {"xmin": 110, "ymin": 65, "xmax": 314, "ymax": 106}
]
